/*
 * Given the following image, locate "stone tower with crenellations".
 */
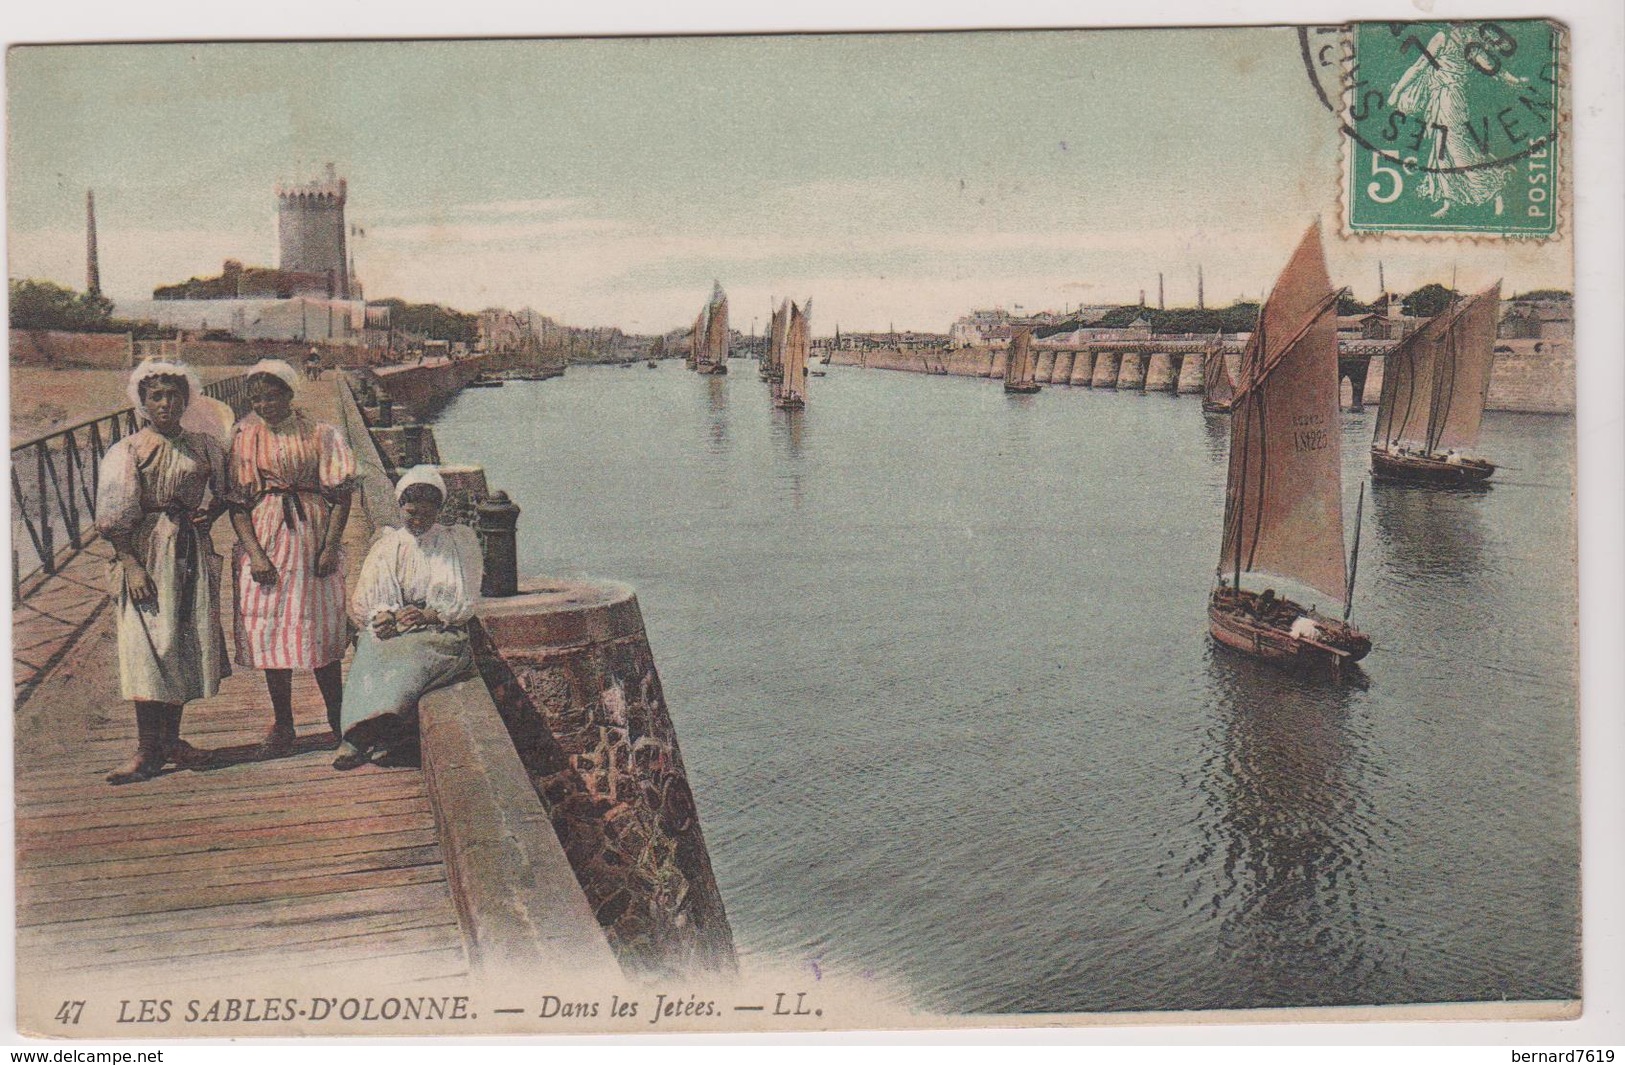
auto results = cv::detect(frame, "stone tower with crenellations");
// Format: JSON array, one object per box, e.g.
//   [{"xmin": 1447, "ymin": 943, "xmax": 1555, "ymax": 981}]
[{"xmin": 276, "ymin": 163, "xmax": 349, "ymax": 298}]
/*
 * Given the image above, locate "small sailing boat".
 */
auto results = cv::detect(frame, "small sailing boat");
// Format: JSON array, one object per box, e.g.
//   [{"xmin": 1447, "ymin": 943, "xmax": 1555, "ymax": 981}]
[
  {"xmin": 763, "ymin": 298, "xmax": 788, "ymax": 387},
  {"xmin": 1370, "ymin": 282, "xmax": 1500, "ymax": 486},
  {"xmin": 1209, "ymin": 222, "xmax": 1371, "ymax": 675},
  {"xmin": 692, "ymin": 282, "xmax": 730, "ymax": 375},
  {"xmin": 1004, "ymin": 329, "xmax": 1041, "ymax": 394},
  {"xmin": 1201, "ymin": 341, "xmax": 1236, "ymax": 413},
  {"xmin": 775, "ymin": 300, "xmax": 810, "ymax": 410},
  {"xmin": 647, "ymin": 336, "xmax": 664, "ymax": 368}
]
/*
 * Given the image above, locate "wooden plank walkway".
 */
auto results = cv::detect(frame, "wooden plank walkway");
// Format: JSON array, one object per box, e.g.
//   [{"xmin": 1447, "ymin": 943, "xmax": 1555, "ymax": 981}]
[{"xmin": 12, "ymin": 378, "xmax": 471, "ymax": 1003}]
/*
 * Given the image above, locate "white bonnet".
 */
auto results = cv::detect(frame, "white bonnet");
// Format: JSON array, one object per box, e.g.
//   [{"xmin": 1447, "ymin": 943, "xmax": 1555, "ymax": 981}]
[
  {"xmin": 127, "ymin": 359, "xmax": 203, "ymax": 420},
  {"xmin": 247, "ymin": 358, "xmax": 300, "ymax": 394},
  {"xmin": 394, "ymin": 465, "xmax": 447, "ymax": 503}
]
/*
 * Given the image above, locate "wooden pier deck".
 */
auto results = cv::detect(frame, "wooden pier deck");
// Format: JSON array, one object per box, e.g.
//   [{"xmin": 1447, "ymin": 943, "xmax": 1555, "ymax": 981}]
[{"xmin": 12, "ymin": 377, "xmax": 470, "ymax": 1009}]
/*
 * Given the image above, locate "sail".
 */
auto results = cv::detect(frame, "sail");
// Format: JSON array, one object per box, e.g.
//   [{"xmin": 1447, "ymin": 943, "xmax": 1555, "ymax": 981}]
[
  {"xmin": 1006, "ymin": 329, "xmax": 1035, "ymax": 386},
  {"xmin": 1430, "ymin": 281, "xmax": 1501, "ymax": 452},
  {"xmin": 1372, "ymin": 303, "xmax": 1441, "ymax": 450},
  {"xmin": 1204, "ymin": 345, "xmax": 1235, "ymax": 405},
  {"xmin": 690, "ymin": 306, "xmax": 706, "ymax": 367},
  {"xmin": 768, "ymin": 298, "xmax": 788, "ymax": 385},
  {"xmin": 706, "ymin": 289, "xmax": 729, "ymax": 366},
  {"xmin": 1220, "ymin": 222, "xmax": 1348, "ymax": 604},
  {"xmin": 781, "ymin": 301, "xmax": 809, "ymax": 403}
]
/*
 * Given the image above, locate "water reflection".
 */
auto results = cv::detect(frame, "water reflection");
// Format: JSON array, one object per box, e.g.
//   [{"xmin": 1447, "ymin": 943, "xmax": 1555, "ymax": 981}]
[
  {"xmin": 706, "ymin": 376, "xmax": 729, "ymax": 453},
  {"xmin": 1201, "ymin": 412, "xmax": 1230, "ymax": 464},
  {"xmin": 770, "ymin": 408, "xmax": 807, "ymax": 506},
  {"xmin": 1371, "ymin": 479, "xmax": 1488, "ymax": 583},
  {"xmin": 1184, "ymin": 651, "xmax": 1392, "ymax": 1006}
]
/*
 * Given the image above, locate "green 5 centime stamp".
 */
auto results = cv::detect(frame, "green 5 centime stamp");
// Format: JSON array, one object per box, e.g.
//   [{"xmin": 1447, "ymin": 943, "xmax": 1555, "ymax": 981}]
[{"xmin": 1344, "ymin": 20, "xmax": 1562, "ymax": 237}]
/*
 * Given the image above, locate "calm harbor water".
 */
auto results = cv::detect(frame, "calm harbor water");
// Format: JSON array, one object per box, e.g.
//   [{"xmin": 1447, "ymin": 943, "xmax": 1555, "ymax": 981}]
[{"xmin": 431, "ymin": 360, "xmax": 1579, "ymax": 1015}]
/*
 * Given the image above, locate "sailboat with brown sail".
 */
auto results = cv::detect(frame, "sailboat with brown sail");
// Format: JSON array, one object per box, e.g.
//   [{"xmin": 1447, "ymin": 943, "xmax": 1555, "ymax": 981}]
[
  {"xmin": 775, "ymin": 300, "xmax": 810, "ymax": 410},
  {"xmin": 1369, "ymin": 282, "xmax": 1500, "ymax": 486},
  {"xmin": 687, "ymin": 307, "xmax": 703, "ymax": 370},
  {"xmin": 762, "ymin": 298, "xmax": 788, "ymax": 386},
  {"xmin": 1209, "ymin": 222, "xmax": 1371, "ymax": 675},
  {"xmin": 1004, "ymin": 328, "xmax": 1041, "ymax": 394},
  {"xmin": 692, "ymin": 282, "xmax": 729, "ymax": 375},
  {"xmin": 1201, "ymin": 341, "xmax": 1236, "ymax": 413}
]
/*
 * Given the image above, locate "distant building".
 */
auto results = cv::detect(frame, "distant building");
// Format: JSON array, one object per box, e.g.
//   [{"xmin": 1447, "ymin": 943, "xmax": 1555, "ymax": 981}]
[
  {"xmin": 114, "ymin": 296, "xmax": 366, "ymax": 343},
  {"xmin": 1498, "ymin": 298, "xmax": 1572, "ymax": 340},
  {"xmin": 277, "ymin": 163, "xmax": 350, "ymax": 299}
]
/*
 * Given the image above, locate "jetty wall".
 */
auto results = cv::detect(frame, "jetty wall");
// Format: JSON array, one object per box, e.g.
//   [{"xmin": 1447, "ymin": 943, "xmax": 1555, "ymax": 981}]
[
  {"xmin": 827, "ymin": 340, "xmax": 1574, "ymax": 413},
  {"xmin": 340, "ymin": 371, "xmax": 736, "ymax": 979},
  {"xmin": 372, "ymin": 356, "xmax": 492, "ymax": 421}
]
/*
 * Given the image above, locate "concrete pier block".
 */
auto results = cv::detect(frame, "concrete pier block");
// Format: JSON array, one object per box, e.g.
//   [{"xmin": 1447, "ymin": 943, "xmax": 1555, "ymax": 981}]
[
  {"xmin": 1092, "ymin": 351, "xmax": 1120, "ymax": 388},
  {"xmin": 1070, "ymin": 351, "xmax": 1096, "ymax": 386},
  {"xmin": 1177, "ymin": 351, "xmax": 1205, "ymax": 394},
  {"xmin": 1362, "ymin": 356, "xmax": 1385, "ymax": 408},
  {"xmin": 1052, "ymin": 351, "xmax": 1076, "ymax": 384},
  {"xmin": 990, "ymin": 350, "xmax": 1010, "ymax": 380},
  {"xmin": 436, "ymin": 463, "xmax": 489, "ymax": 527},
  {"xmin": 474, "ymin": 578, "xmax": 738, "ymax": 977},
  {"xmin": 1145, "ymin": 352, "xmax": 1176, "ymax": 391},
  {"xmin": 1117, "ymin": 352, "xmax": 1147, "ymax": 390},
  {"xmin": 1034, "ymin": 351, "xmax": 1057, "ymax": 384}
]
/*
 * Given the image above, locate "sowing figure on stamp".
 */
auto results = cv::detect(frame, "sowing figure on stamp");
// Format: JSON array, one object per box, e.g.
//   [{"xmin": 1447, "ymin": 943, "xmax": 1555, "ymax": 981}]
[{"xmin": 1387, "ymin": 27, "xmax": 1525, "ymax": 217}]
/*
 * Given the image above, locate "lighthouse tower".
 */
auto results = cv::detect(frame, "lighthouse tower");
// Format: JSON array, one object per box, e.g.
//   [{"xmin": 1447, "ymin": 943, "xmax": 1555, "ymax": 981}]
[{"xmin": 276, "ymin": 163, "xmax": 349, "ymax": 298}]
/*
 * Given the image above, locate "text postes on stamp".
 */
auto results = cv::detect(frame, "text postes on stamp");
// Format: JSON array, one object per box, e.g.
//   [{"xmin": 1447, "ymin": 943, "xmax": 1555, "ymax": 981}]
[{"xmin": 1343, "ymin": 20, "xmax": 1562, "ymax": 238}]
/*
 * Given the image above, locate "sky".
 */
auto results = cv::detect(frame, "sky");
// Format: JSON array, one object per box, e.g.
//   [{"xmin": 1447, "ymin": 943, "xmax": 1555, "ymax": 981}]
[{"xmin": 7, "ymin": 29, "xmax": 1572, "ymax": 333}]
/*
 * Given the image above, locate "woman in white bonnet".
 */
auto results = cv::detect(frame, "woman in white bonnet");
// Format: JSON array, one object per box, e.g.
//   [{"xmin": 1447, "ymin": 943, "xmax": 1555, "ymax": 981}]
[
  {"xmin": 227, "ymin": 358, "xmax": 356, "ymax": 755},
  {"xmin": 97, "ymin": 359, "xmax": 232, "ymax": 784},
  {"xmin": 333, "ymin": 465, "xmax": 482, "ymax": 770}
]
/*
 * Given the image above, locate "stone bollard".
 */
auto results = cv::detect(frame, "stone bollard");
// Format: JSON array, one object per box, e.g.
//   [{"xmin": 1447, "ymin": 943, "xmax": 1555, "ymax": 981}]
[
  {"xmin": 1070, "ymin": 350, "xmax": 1095, "ymax": 386},
  {"xmin": 472, "ymin": 578, "xmax": 738, "ymax": 978},
  {"xmin": 1092, "ymin": 351, "xmax": 1120, "ymax": 388},
  {"xmin": 1177, "ymin": 351, "xmax": 1205, "ymax": 394},
  {"xmin": 1144, "ymin": 352, "xmax": 1176, "ymax": 391},
  {"xmin": 1052, "ymin": 351, "xmax": 1076, "ymax": 385},
  {"xmin": 376, "ymin": 395, "xmax": 394, "ymax": 428},
  {"xmin": 989, "ymin": 349, "xmax": 1009, "ymax": 380},
  {"xmin": 476, "ymin": 492, "xmax": 521, "ymax": 598}
]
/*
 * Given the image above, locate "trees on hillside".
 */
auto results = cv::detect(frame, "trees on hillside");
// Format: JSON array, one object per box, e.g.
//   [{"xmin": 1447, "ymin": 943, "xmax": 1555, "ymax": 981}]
[{"xmin": 9, "ymin": 279, "xmax": 117, "ymax": 332}]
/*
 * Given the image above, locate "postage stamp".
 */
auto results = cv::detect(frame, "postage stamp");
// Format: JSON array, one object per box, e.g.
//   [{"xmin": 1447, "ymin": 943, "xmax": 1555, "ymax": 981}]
[{"xmin": 1341, "ymin": 20, "xmax": 1564, "ymax": 237}]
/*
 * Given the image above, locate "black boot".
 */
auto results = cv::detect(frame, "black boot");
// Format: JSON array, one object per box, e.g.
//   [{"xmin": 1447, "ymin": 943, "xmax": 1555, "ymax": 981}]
[
  {"xmin": 107, "ymin": 704, "xmax": 164, "ymax": 785},
  {"xmin": 162, "ymin": 706, "xmax": 205, "ymax": 768},
  {"xmin": 326, "ymin": 704, "xmax": 344, "ymax": 749}
]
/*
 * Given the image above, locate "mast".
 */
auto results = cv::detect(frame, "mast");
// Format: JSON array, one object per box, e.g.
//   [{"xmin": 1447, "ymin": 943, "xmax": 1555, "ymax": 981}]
[{"xmin": 1218, "ymin": 222, "xmax": 1348, "ymax": 604}]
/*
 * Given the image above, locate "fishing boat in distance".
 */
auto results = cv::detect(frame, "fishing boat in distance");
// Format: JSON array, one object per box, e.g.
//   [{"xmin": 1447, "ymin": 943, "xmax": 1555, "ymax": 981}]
[
  {"xmin": 763, "ymin": 298, "xmax": 787, "ymax": 386},
  {"xmin": 1209, "ymin": 222, "xmax": 1371, "ymax": 677},
  {"xmin": 691, "ymin": 282, "xmax": 729, "ymax": 375},
  {"xmin": 1370, "ymin": 281, "xmax": 1501, "ymax": 487},
  {"xmin": 647, "ymin": 336, "xmax": 664, "ymax": 368},
  {"xmin": 1201, "ymin": 341, "xmax": 1236, "ymax": 413},
  {"xmin": 1003, "ymin": 329, "xmax": 1041, "ymax": 394},
  {"xmin": 774, "ymin": 300, "xmax": 810, "ymax": 410}
]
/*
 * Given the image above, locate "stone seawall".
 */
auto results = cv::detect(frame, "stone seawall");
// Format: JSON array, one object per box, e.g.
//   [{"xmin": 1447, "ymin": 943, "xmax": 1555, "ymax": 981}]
[
  {"xmin": 828, "ymin": 340, "xmax": 1574, "ymax": 413},
  {"xmin": 373, "ymin": 356, "xmax": 491, "ymax": 421}
]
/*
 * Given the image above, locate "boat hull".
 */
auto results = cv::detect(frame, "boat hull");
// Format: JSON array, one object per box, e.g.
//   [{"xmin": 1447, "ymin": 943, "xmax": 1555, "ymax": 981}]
[
  {"xmin": 695, "ymin": 363, "xmax": 728, "ymax": 375},
  {"xmin": 1208, "ymin": 590, "xmax": 1371, "ymax": 674},
  {"xmin": 1004, "ymin": 382, "xmax": 1041, "ymax": 394},
  {"xmin": 1371, "ymin": 448, "xmax": 1495, "ymax": 486},
  {"xmin": 1202, "ymin": 399, "xmax": 1232, "ymax": 413}
]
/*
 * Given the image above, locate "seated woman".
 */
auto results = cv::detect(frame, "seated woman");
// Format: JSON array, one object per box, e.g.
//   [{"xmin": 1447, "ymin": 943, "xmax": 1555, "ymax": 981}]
[{"xmin": 333, "ymin": 466, "xmax": 483, "ymax": 770}]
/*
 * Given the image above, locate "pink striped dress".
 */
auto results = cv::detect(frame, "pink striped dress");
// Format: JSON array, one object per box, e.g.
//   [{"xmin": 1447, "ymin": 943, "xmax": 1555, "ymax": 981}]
[{"xmin": 229, "ymin": 411, "xmax": 356, "ymax": 669}]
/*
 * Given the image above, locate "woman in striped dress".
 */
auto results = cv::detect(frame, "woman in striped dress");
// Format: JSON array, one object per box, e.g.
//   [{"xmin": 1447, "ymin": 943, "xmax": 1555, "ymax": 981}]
[{"xmin": 228, "ymin": 359, "xmax": 355, "ymax": 754}]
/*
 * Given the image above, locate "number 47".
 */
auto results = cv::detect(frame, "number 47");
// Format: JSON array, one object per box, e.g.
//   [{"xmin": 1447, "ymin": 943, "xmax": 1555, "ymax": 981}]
[{"xmin": 55, "ymin": 1000, "xmax": 86, "ymax": 1025}]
